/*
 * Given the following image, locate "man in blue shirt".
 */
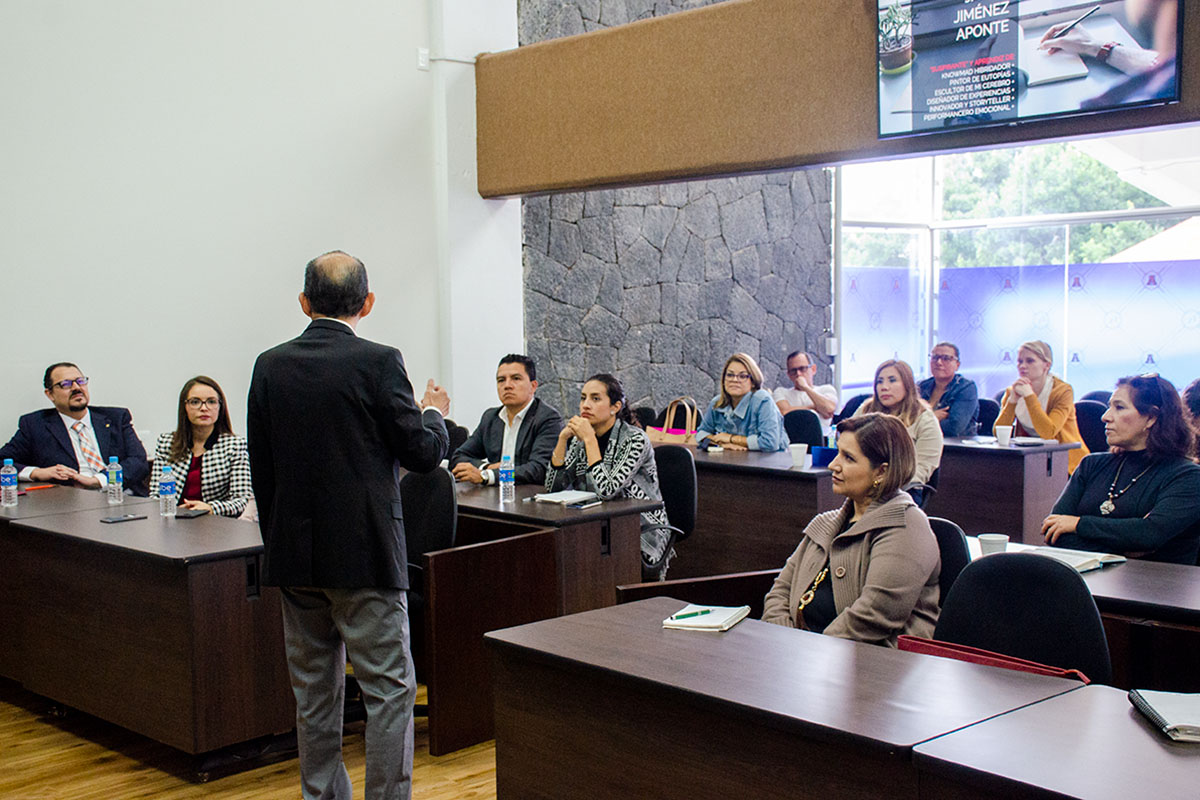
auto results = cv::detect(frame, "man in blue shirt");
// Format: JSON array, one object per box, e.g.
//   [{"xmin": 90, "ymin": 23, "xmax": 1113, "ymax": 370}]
[{"xmin": 918, "ymin": 342, "xmax": 979, "ymax": 436}]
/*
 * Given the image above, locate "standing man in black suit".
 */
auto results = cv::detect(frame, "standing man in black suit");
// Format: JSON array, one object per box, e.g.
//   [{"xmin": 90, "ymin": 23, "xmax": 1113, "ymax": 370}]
[
  {"xmin": 448, "ymin": 353, "xmax": 563, "ymax": 485},
  {"xmin": 247, "ymin": 251, "xmax": 450, "ymax": 800},
  {"xmin": 0, "ymin": 362, "xmax": 149, "ymax": 493}
]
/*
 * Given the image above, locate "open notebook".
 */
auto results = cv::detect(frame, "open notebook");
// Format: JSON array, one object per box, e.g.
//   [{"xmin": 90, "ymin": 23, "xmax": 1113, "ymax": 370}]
[
  {"xmin": 533, "ymin": 490, "xmax": 598, "ymax": 505},
  {"xmin": 662, "ymin": 604, "xmax": 751, "ymax": 632},
  {"xmin": 1129, "ymin": 689, "xmax": 1200, "ymax": 742},
  {"xmin": 1029, "ymin": 546, "xmax": 1126, "ymax": 573}
]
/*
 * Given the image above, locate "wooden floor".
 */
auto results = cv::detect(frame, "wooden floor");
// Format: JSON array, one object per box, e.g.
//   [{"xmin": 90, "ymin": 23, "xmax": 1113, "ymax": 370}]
[{"xmin": 0, "ymin": 679, "xmax": 496, "ymax": 800}]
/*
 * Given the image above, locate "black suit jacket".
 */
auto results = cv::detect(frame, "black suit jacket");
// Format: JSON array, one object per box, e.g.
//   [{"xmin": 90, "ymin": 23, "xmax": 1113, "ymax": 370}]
[
  {"xmin": 0, "ymin": 406, "xmax": 150, "ymax": 494},
  {"xmin": 449, "ymin": 396, "xmax": 563, "ymax": 485},
  {"xmin": 247, "ymin": 319, "xmax": 449, "ymax": 589}
]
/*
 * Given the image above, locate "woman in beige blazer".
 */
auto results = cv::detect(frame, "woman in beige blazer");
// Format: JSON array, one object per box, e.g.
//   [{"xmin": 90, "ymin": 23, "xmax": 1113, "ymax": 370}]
[{"xmin": 762, "ymin": 413, "xmax": 940, "ymax": 646}]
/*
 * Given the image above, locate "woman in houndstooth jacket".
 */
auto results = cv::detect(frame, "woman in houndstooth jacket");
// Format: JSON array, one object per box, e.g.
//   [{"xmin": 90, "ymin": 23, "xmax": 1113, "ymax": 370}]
[
  {"xmin": 545, "ymin": 373, "xmax": 674, "ymax": 580},
  {"xmin": 149, "ymin": 375, "xmax": 253, "ymax": 517}
]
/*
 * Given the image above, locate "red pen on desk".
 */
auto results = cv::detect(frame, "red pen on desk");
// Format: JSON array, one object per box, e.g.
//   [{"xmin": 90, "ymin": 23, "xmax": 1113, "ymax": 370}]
[{"xmin": 23, "ymin": 484, "xmax": 56, "ymax": 491}]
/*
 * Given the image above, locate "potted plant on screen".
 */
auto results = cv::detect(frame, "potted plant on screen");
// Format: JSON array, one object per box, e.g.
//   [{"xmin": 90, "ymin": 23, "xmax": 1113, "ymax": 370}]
[{"xmin": 879, "ymin": 2, "xmax": 914, "ymax": 73}]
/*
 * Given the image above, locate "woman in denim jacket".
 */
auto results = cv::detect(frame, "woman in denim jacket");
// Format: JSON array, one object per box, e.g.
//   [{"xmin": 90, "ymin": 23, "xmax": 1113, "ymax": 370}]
[{"xmin": 696, "ymin": 353, "xmax": 787, "ymax": 452}]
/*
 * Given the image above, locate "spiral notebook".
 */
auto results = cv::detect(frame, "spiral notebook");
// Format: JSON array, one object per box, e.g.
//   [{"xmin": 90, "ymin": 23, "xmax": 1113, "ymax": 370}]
[
  {"xmin": 662, "ymin": 604, "xmax": 751, "ymax": 632},
  {"xmin": 1128, "ymin": 689, "xmax": 1200, "ymax": 742}
]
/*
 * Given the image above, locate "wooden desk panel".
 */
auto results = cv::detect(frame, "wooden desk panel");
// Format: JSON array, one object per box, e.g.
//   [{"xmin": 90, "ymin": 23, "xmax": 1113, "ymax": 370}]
[
  {"xmin": 915, "ymin": 685, "xmax": 1200, "ymax": 800},
  {"xmin": 487, "ymin": 597, "xmax": 1080, "ymax": 799},
  {"xmin": 5, "ymin": 508, "xmax": 292, "ymax": 754},
  {"xmin": 425, "ymin": 488, "xmax": 645, "ymax": 755},
  {"xmin": 675, "ymin": 449, "xmax": 837, "ymax": 578},
  {"xmin": 927, "ymin": 439, "xmax": 1078, "ymax": 544}
]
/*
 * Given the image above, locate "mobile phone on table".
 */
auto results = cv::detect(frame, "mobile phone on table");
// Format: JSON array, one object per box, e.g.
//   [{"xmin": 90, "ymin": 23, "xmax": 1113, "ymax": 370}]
[{"xmin": 100, "ymin": 514, "xmax": 147, "ymax": 524}]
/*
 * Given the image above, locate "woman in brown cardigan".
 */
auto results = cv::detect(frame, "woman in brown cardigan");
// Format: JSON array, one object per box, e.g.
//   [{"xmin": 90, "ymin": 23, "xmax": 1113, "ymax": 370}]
[
  {"xmin": 993, "ymin": 340, "xmax": 1088, "ymax": 473},
  {"xmin": 762, "ymin": 413, "xmax": 940, "ymax": 646}
]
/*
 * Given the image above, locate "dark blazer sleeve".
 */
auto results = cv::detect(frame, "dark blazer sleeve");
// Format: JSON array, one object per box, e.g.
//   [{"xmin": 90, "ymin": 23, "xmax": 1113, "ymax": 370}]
[
  {"xmin": 513, "ymin": 401, "xmax": 564, "ymax": 485},
  {"xmin": 0, "ymin": 417, "xmax": 36, "ymax": 472},
  {"xmin": 106, "ymin": 408, "xmax": 149, "ymax": 491},
  {"xmin": 449, "ymin": 409, "xmax": 495, "ymax": 468},
  {"xmin": 377, "ymin": 350, "xmax": 449, "ymax": 473},
  {"xmin": 247, "ymin": 356, "xmax": 276, "ymax": 533}
]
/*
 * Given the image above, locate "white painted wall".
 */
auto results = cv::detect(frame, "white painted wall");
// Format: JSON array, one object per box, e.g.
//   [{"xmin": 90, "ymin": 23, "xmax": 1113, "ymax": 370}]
[{"xmin": 0, "ymin": 0, "xmax": 454, "ymax": 445}]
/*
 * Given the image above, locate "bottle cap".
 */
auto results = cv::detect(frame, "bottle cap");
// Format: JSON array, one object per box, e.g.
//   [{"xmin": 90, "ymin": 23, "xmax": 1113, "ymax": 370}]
[
  {"xmin": 3, "ymin": 458, "xmax": 12, "ymax": 466},
  {"xmin": 109, "ymin": 456, "xmax": 118, "ymax": 464},
  {"xmin": 162, "ymin": 465, "xmax": 172, "ymax": 473}
]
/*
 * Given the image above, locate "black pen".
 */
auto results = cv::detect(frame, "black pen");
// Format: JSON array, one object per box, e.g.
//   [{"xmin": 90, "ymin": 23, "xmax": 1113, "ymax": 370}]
[{"xmin": 1048, "ymin": 5, "xmax": 1101, "ymax": 40}]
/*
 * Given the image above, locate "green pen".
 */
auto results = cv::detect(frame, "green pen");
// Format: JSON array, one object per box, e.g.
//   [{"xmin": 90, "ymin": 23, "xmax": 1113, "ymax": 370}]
[{"xmin": 670, "ymin": 609, "xmax": 712, "ymax": 620}]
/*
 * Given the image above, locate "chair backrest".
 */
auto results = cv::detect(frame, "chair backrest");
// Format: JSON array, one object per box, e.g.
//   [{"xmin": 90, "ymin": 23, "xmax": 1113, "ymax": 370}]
[
  {"xmin": 654, "ymin": 444, "xmax": 697, "ymax": 540},
  {"xmin": 935, "ymin": 553, "xmax": 1112, "ymax": 683},
  {"xmin": 926, "ymin": 517, "xmax": 970, "ymax": 604},
  {"xmin": 977, "ymin": 398, "xmax": 1001, "ymax": 434},
  {"xmin": 993, "ymin": 389, "xmax": 1006, "ymax": 405},
  {"xmin": 833, "ymin": 393, "xmax": 870, "ymax": 424},
  {"xmin": 632, "ymin": 406, "xmax": 658, "ymax": 430},
  {"xmin": 783, "ymin": 409, "xmax": 824, "ymax": 446},
  {"xmin": 1074, "ymin": 400, "xmax": 1108, "ymax": 455},
  {"xmin": 1081, "ymin": 390, "xmax": 1112, "ymax": 405},
  {"xmin": 399, "ymin": 467, "xmax": 458, "ymax": 570},
  {"xmin": 443, "ymin": 418, "xmax": 470, "ymax": 455}
]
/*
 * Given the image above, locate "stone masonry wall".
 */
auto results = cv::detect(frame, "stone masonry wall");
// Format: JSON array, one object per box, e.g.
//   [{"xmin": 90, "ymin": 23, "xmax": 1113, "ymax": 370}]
[{"xmin": 519, "ymin": 0, "xmax": 834, "ymax": 415}]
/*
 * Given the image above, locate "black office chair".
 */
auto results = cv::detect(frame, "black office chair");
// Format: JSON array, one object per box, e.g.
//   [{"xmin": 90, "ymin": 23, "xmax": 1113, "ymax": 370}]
[
  {"xmin": 993, "ymin": 389, "xmax": 1006, "ymax": 405},
  {"xmin": 632, "ymin": 406, "xmax": 658, "ymax": 430},
  {"xmin": 833, "ymin": 393, "xmax": 870, "ymax": 424},
  {"xmin": 784, "ymin": 409, "xmax": 824, "ymax": 446},
  {"xmin": 926, "ymin": 516, "xmax": 970, "ymax": 605},
  {"xmin": 402, "ymin": 466, "xmax": 458, "ymax": 714},
  {"xmin": 654, "ymin": 445, "xmax": 696, "ymax": 543},
  {"xmin": 443, "ymin": 418, "xmax": 471, "ymax": 455},
  {"xmin": 977, "ymin": 398, "xmax": 1000, "ymax": 434},
  {"xmin": 1075, "ymin": 400, "xmax": 1108, "ymax": 455},
  {"xmin": 904, "ymin": 467, "xmax": 938, "ymax": 510},
  {"xmin": 1081, "ymin": 390, "xmax": 1112, "ymax": 405},
  {"xmin": 935, "ymin": 553, "xmax": 1112, "ymax": 684}
]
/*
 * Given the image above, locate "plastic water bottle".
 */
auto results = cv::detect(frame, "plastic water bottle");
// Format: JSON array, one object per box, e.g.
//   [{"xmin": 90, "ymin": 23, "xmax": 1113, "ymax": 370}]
[
  {"xmin": 499, "ymin": 454, "xmax": 515, "ymax": 504},
  {"xmin": 1, "ymin": 458, "xmax": 17, "ymax": 508},
  {"xmin": 107, "ymin": 456, "xmax": 124, "ymax": 505},
  {"xmin": 159, "ymin": 465, "xmax": 177, "ymax": 517}
]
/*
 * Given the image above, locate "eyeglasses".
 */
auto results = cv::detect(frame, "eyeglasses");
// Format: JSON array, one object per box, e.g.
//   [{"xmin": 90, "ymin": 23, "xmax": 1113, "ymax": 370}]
[
  {"xmin": 186, "ymin": 398, "xmax": 221, "ymax": 409},
  {"xmin": 52, "ymin": 377, "xmax": 89, "ymax": 390},
  {"xmin": 929, "ymin": 354, "xmax": 957, "ymax": 363},
  {"xmin": 786, "ymin": 366, "xmax": 813, "ymax": 375},
  {"xmin": 724, "ymin": 372, "xmax": 752, "ymax": 382}
]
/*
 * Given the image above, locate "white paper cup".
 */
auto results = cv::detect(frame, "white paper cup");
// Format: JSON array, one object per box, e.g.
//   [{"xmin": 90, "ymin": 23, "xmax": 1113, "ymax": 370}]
[
  {"xmin": 978, "ymin": 533, "xmax": 1009, "ymax": 556},
  {"xmin": 788, "ymin": 443, "xmax": 808, "ymax": 467},
  {"xmin": 995, "ymin": 425, "xmax": 1013, "ymax": 446}
]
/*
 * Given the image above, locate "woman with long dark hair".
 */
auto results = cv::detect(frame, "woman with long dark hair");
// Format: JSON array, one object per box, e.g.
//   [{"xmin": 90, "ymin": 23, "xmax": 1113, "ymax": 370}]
[
  {"xmin": 149, "ymin": 375, "xmax": 253, "ymax": 517},
  {"xmin": 546, "ymin": 373, "xmax": 674, "ymax": 579},
  {"xmin": 854, "ymin": 359, "xmax": 943, "ymax": 484},
  {"xmin": 1043, "ymin": 374, "xmax": 1200, "ymax": 564}
]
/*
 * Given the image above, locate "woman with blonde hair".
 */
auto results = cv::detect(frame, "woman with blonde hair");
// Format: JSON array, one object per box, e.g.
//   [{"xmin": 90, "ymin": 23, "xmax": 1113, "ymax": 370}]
[
  {"xmin": 695, "ymin": 353, "xmax": 787, "ymax": 452},
  {"xmin": 994, "ymin": 340, "xmax": 1088, "ymax": 473},
  {"xmin": 854, "ymin": 359, "xmax": 943, "ymax": 484}
]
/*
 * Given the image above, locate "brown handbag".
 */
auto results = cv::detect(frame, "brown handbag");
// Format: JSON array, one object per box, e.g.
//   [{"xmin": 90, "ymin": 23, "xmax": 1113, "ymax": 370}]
[{"xmin": 646, "ymin": 396, "xmax": 700, "ymax": 445}]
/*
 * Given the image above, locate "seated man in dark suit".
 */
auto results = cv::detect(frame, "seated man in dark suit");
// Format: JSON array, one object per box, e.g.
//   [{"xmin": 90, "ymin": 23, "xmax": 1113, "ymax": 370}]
[
  {"xmin": 449, "ymin": 354, "xmax": 563, "ymax": 485},
  {"xmin": 0, "ymin": 362, "xmax": 150, "ymax": 493}
]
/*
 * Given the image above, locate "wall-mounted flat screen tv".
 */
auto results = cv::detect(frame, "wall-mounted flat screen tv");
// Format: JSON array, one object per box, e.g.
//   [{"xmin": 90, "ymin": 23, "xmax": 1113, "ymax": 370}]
[{"xmin": 878, "ymin": 0, "xmax": 1183, "ymax": 138}]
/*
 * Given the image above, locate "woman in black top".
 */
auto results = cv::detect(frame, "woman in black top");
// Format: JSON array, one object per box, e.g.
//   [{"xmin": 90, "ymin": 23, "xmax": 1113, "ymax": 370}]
[{"xmin": 1043, "ymin": 375, "xmax": 1200, "ymax": 565}]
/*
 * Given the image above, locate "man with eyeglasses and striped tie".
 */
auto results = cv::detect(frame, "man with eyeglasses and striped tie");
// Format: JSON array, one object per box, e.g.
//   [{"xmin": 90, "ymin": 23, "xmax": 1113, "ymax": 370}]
[{"xmin": 0, "ymin": 362, "xmax": 149, "ymax": 493}]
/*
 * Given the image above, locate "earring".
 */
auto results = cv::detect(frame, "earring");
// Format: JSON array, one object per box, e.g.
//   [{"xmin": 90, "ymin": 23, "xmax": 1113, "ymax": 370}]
[{"xmin": 872, "ymin": 478, "xmax": 881, "ymax": 489}]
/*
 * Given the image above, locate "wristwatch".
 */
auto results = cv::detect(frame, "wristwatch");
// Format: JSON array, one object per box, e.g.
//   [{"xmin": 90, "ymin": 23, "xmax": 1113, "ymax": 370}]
[{"xmin": 1096, "ymin": 41, "xmax": 1119, "ymax": 63}]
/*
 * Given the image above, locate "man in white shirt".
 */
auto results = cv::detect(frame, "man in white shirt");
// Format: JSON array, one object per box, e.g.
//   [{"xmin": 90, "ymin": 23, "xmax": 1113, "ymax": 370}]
[
  {"xmin": 773, "ymin": 351, "xmax": 839, "ymax": 431},
  {"xmin": 0, "ymin": 362, "xmax": 149, "ymax": 492},
  {"xmin": 449, "ymin": 354, "xmax": 564, "ymax": 485}
]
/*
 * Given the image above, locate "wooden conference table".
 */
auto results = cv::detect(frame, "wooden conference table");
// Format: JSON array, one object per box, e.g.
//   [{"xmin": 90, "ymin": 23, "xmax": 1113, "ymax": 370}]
[
  {"xmin": 0, "ymin": 487, "xmax": 293, "ymax": 769},
  {"xmin": 421, "ymin": 481, "xmax": 659, "ymax": 755},
  {"xmin": 927, "ymin": 437, "xmax": 1080, "ymax": 544},
  {"xmin": 914, "ymin": 684, "xmax": 1200, "ymax": 799},
  {"xmin": 486, "ymin": 597, "xmax": 1082, "ymax": 799},
  {"xmin": 672, "ymin": 448, "xmax": 836, "ymax": 578}
]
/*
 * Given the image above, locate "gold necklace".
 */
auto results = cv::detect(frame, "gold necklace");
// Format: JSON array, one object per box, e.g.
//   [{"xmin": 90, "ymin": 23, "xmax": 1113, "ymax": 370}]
[
  {"xmin": 1100, "ymin": 455, "xmax": 1154, "ymax": 516},
  {"xmin": 797, "ymin": 566, "xmax": 829, "ymax": 614}
]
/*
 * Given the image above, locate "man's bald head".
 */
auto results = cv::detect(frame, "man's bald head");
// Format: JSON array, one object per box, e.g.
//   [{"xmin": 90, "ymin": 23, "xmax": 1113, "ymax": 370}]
[{"xmin": 303, "ymin": 251, "xmax": 370, "ymax": 319}]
